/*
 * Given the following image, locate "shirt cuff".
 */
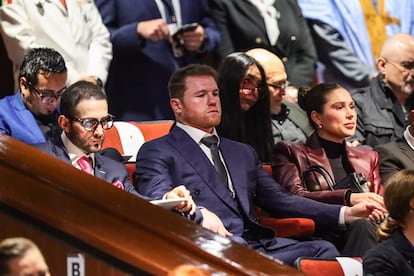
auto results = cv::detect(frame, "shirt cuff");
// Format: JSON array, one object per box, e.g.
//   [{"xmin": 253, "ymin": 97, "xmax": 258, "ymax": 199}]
[{"xmin": 339, "ymin": 206, "xmax": 347, "ymax": 229}]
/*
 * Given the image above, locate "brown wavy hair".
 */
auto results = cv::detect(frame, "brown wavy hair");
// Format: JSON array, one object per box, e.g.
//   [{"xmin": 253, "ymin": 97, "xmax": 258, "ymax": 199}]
[{"xmin": 377, "ymin": 170, "xmax": 414, "ymax": 240}]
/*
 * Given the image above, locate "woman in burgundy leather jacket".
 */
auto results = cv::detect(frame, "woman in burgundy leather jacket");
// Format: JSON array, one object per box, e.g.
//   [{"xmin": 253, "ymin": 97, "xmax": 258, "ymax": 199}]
[{"xmin": 272, "ymin": 82, "xmax": 385, "ymax": 256}]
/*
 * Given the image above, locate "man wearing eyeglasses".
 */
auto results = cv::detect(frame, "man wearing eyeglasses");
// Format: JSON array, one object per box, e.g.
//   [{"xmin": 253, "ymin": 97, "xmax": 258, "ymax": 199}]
[
  {"xmin": 350, "ymin": 33, "xmax": 414, "ymax": 148},
  {"xmin": 0, "ymin": 47, "xmax": 67, "ymax": 144},
  {"xmin": 33, "ymin": 80, "xmax": 198, "ymax": 217},
  {"xmin": 246, "ymin": 48, "xmax": 313, "ymax": 144}
]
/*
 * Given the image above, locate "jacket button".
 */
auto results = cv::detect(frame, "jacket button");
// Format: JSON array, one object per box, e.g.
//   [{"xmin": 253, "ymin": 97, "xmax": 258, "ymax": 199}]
[
  {"xmin": 290, "ymin": 35, "xmax": 297, "ymax": 41},
  {"xmin": 194, "ymin": 189, "xmax": 200, "ymax": 196},
  {"xmin": 255, "ymin": 37, "xmax": 263, "ymax": 44}
]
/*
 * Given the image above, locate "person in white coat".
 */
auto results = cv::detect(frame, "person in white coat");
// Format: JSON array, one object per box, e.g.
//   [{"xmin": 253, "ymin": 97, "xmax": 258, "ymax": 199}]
[{"xmin": 0, "ymin": 0, "xmax": 112, "ymax": 89}]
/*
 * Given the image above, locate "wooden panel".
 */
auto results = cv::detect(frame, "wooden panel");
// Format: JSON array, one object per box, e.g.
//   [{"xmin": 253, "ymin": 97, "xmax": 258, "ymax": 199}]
[{"xmin": 0, "ymin": 134, "xmax": 303, "ymax": 275}]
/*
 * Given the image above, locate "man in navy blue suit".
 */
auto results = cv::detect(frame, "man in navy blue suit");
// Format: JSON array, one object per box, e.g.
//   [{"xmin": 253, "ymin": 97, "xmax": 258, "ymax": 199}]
[
  {"xmin": 94, "ymin": 0, "xmax": 220, "ymax": 121},
  {"xmin": 136, "ymin": 64, "xmax": 387, "ymax": 264},
  {"xmin": 33, "ymin": 80, "xmax": 197, "ymax": 216}
]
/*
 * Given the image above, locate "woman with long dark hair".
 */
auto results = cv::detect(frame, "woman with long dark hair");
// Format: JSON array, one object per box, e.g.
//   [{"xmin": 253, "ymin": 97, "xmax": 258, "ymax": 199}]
[{"xmin": 217, "ymin": 52, "xmax": 273, "ymax": 163}]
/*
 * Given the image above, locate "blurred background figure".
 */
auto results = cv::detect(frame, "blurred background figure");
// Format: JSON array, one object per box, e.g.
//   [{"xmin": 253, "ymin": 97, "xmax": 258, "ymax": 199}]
[
  {"xmin": 0, "ymin": 0, "xmax": 111, "ymax": 89},
  {"xmin": 375, "ymin": 92, "xmax": 414, "ymax": 183},
  {"xmin": 216, "ymin": 52, "xmax": 273, "ymax": 163},
  {"xmin": 0, "ymin": 237, "xmax": 50, "ymax": 276},
  {"xmin": 209, "ymin": 0, "xmax": 317, "ymax": 88},
  {"xmin": 272, "ymin": 83, "xmax": 384, "ymax": 256},
  {"xmin": 246, "ymin": 48, "xmax": 313, "ymax": 144},
  {"xmin": 94, "ymin": 0, "xmax": 220, "ymax": 121},
  {"xmin": 364, "ymin": 170, "xmax": 414, "ymax": 275},
  {"xmin": 298, "ymin": 0, "xmax": 414, "ymax": 89},
  {"xmin": 350, "ymin": 33, "xmax": 414, "ymax": 147}
]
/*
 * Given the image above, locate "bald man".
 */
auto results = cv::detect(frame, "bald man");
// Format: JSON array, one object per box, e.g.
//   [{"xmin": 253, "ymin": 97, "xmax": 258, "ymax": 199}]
[
  {"xmin": 350, "ymin": 33, "xmax": 414, "ymax": 148},
  {"xmin": 246, "ymin": 48, "xmax": 313, "ymax": 144},
  {"xmin": 0, "ymin": 237, "xmax": 50, "ymax": 276}
]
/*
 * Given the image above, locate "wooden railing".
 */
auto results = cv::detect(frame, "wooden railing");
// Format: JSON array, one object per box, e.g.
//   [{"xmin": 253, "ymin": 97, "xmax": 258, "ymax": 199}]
[{"xmin": 0, "ymin": 134, "xmax": 303, "ymax": 275}]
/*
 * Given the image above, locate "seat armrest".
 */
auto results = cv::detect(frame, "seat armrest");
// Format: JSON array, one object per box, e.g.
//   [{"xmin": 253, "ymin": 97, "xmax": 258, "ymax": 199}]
[{"xmin": 259, "ymin": 217, "xmax": 315, "ymax": 238}]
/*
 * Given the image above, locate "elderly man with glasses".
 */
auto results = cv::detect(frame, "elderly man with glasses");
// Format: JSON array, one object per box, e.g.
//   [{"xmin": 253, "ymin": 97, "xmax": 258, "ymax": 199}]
[
  {"xmin": 246, "ymin": 48, "xmax": 313, "ymax": 144},
  {"xmin": 350, "ymin": 33, "xmax": 414, "ymax": 148},
  {"xmin": 0, "ymin": 47, "xmax": 67, "ymax": 144}
]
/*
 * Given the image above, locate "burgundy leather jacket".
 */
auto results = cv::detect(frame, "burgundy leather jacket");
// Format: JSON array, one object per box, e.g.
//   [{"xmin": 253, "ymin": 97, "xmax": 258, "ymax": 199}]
[{"xmin": 272, "ymin": 133, "xmax": 384, "ymax": 205}]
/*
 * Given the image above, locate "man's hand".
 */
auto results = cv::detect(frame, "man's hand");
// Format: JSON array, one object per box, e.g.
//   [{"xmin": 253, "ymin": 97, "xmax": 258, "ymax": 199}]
[
  {"xmin": 137, "ymin": 19, "xmax": 170, "ymax": 42},
  {"xmin": 200, "ymin": 208, "xmax": 233, "ymax": 237},
  {"xmin": 177, "ymin": 25, "xmax": 205, "ymax": 52},
  {"xmin": 344, "ymin": 201, "xmax": 387, "ymax": 224},
  {"xmin": 350, "ymin": 192, "xmax": 384, "ymax": 207},
  {"xmin": 166, "ymin": 185, "xmax": 196, "ymax": 215}
]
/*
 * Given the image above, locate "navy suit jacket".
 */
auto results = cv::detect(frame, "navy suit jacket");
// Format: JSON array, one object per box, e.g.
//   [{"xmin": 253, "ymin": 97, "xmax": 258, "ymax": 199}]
[
  {"xmin": 33, "ymin": 138, "xmax": 141, "ymax": 197},
  {"xmin": 94, "ymin": 0, "xmax": 220, "ymax": 121},
  {"xmin": 0, "ymin": 93, "xmax": 48, "ymax": 144},
  {"xmin": 136, "ymin": 126, "xmax": 341, "ymax": 248}
]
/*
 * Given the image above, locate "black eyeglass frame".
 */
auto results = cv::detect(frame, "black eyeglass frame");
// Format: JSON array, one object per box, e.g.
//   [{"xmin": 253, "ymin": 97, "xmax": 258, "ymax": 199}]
[
  {"xmin": 266, "ymin": 80, "xmax": 290, "ymax": 90},
  {"xmin": 67, "ymin": 114, "xmax": 115, "ymax": 132},
  {"xmin": 26, "ymin": 81, "xmax": 66, "ymax": 103}
]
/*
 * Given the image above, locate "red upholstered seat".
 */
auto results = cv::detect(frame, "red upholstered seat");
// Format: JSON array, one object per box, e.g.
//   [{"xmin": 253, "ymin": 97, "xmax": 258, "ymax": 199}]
[{"xmin": 294, "ymin": 257, "xmax": 363, "ymax": 276}]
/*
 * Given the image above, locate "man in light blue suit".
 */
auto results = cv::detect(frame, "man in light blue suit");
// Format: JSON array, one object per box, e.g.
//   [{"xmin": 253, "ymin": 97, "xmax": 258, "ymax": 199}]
[
  {"xmin": 0, "ymin": 48, "xmax": 67, "ymax": 144},
  {"xmin": 136, "ymin": 64, "xmax": 386, "ymax": 264},
  {"xmin": 94, "ymin": 0, "xmax": 220, "ymax": 121}
]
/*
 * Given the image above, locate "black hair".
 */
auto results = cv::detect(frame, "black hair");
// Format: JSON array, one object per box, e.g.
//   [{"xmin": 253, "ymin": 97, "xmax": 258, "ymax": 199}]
[
  {"xmin": 216, "ymin": 52, "xmax": 273, "ymax": 162},
  {"xmin": 298, "ymin": 82, "xmax": 343, "ymax": 129},
  {"xmin": 19, "ymin": 47, "xmax": 67, "ymax": 86}
]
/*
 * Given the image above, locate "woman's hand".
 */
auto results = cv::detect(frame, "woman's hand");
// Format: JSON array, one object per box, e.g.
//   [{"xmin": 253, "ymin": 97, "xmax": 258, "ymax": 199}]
[{"xmin": 350, "ymin": 192, "xmax": 385, "ymax": 208}]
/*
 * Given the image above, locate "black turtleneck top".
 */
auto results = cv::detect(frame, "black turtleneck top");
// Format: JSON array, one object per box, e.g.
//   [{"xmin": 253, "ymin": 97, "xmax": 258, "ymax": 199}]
[{"xmin": 318, "ymin": 136, "xmax": 354, "ymax": 183}]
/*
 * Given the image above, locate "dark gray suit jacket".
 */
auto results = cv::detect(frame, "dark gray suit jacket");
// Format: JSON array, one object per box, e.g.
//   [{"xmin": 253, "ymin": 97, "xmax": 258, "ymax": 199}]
[
  {"xmin": 375, "ymin": 137, "xmax": 414, "ymax": 184},
  {"xmin": 209, "ymin": 0, "xmax": 316, "ymax": 86}
]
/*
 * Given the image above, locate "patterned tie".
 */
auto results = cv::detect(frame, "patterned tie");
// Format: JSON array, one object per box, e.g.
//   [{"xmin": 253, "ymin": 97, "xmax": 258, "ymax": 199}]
[
  {"xmin": 77, "ymin": 156, "xmax": 93, "ymax": 175},
  {"xmin": 201, "ymin": 136, "xmax": 235, "ymax": 198}
]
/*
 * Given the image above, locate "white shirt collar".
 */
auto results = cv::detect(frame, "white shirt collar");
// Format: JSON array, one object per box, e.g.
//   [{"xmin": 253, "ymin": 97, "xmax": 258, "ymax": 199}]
[
  {"xmin": 61, "ymin": 132, "xmax": 95, "ymax": 168},
  {"xmin": 175, "ymin": 122, "xmax": 220, "ymax": 145},
  {"xmin": 404, "ymin": 126, "xmax": 414, "ymax": 151}
]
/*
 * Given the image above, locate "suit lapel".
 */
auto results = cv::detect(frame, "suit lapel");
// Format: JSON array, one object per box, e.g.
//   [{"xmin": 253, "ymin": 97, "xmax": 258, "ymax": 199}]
[
  {"xmin": 220, "ymin": 139, "xmax": 251, "ymax": 213},
  {"xmin": 169, "ymin": 128, "xmax": 239, "ymax": 212},
  {"xmin": 235, "ymin": 0, "xmax": 267, "ymax": 38},
  {"xmin": 94, "ymin": 154, "xmax": 110, "ymax": 181}
]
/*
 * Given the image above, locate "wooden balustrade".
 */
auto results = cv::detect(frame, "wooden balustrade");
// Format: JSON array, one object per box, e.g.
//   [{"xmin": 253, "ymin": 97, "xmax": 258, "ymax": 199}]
[{"xmin": 0, "ymin": 134, "xmax": 303, "ymax": 275}]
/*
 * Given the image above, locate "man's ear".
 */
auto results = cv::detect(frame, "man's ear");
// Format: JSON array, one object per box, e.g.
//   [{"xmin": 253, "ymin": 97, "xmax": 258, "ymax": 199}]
[
  {"xmin": 170, "ymin": 98, "xmax": 182, "ymax": 114},
  {"xmin": 58, "ymin": 115, "xmax": 70, "ymax": 133},
  {"xmin": 377, "ymin": 57, "xmax": 387, "ymax": 74}
]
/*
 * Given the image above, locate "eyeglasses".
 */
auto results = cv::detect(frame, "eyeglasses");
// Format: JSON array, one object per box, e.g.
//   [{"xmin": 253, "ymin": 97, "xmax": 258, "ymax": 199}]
[
  {"xmin": 67, "ymin": 115, "xmax": 115, "ymax": 132},
  {"xmin": 26, "ymin": 81, "xmax": 66, "ymax": 103},
  {"xmin": 384, "ymin": 58, "xmax": 414, "ymax": 74},
  {"xmin": 240, "ymin": 78, "xmax": 266, "ymax": 99},
  {"xmin": 266, "ymin": 81, "xmax": 289, "ymax": 90}
]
